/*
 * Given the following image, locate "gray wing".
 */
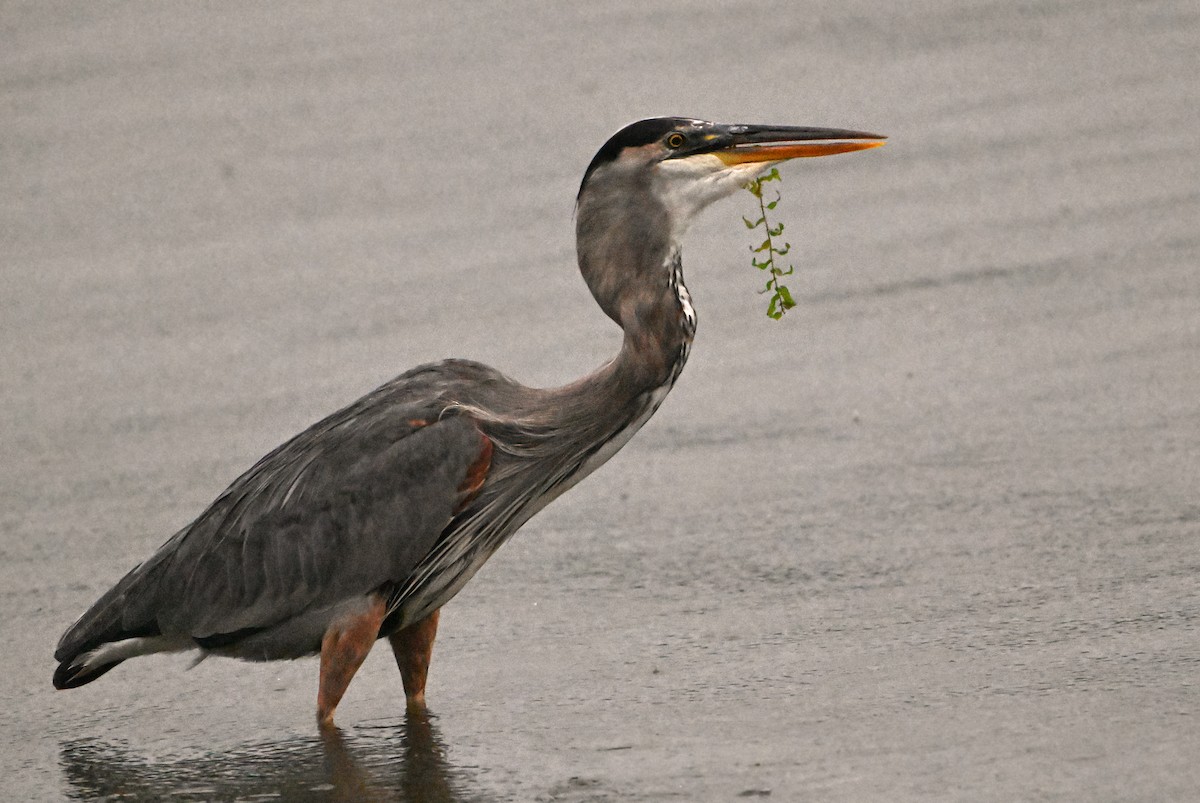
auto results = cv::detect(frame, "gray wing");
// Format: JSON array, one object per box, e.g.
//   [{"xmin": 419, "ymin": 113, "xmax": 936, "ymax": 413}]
[{"xmin": 55, "ymin": 380, "xmax": 492, "ymax": 664}]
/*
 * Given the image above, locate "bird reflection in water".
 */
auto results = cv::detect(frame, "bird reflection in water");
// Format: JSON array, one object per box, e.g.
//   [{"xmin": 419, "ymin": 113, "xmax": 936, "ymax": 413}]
[{"xmin": 60, "ymin": 708, "xmax": 473, "ymax": 801}]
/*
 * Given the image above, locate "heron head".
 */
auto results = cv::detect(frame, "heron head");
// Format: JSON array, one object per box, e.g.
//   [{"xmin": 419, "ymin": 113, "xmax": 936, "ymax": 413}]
[
  {"xmin": 578, "ymin": 117, "xmax": 885, "ymax": 237},
  {"xmin": 574, "ymin": 117, "xmax": 885, "ymax": 329}
]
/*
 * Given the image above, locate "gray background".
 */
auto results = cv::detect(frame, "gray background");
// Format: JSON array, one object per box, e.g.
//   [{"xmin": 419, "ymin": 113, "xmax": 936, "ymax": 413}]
[{"xmin": 3, "ymin": 1, "xmax": 1198, "ymax": 800}]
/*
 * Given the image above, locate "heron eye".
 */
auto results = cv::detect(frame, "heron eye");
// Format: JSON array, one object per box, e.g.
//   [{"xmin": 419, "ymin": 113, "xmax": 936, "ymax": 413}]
[{"xmin": 666, "ymin": 132, "xmax": 686, "ymax": 149}]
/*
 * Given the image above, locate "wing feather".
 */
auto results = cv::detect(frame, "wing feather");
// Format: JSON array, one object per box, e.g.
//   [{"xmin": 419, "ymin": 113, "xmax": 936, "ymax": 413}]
[{"xmin": 55, "ymin": 385, "xmax": 494, "ymax": 663}]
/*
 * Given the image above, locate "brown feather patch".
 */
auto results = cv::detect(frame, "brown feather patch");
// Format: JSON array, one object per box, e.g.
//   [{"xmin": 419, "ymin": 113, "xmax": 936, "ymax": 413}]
[{"xmin": 456, "ymin": 433, "xmax": 493, "ymax": 508}]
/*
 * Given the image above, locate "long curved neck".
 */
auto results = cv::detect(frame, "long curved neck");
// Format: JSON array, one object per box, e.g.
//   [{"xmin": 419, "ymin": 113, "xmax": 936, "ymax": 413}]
[
  {"xmin": 574, "ymin": 176, "xmax": 696, "ymax": 399},
  {"xmin": 525, "ymin": 185, "xmax": 698, "ymax": 485},
  {"xmin": 442, "ymin": 195, "xmax": 697, "ymax": 552},
  {"xmin": 611, "ymin": 247, "xmax": 695, "ymax": 394},
  {"xmin": 461, "ymin": 178, "xmax": 697, "ymax": 470},
  {"xmin": 559, "ymin": 247, "xmax": 695, "ymax": 411},
  {"xmin": 503, "ymin": 242, "xmax": 693, "ymax": 508}
]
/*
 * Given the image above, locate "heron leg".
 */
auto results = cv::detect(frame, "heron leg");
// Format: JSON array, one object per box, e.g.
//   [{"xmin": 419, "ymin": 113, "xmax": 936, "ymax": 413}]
[
  {"xmin": 317, "ymin": 594, "xmax": 387, "ymax": 727},
  {"xmin": 387, "ymin": 608, "xmax": 440, "ymax": 708}
]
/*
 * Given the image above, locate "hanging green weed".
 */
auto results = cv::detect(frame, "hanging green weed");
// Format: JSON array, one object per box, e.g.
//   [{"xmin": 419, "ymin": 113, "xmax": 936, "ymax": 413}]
[{"xmin": 743, "ymin": 168, "xmax": 796, "ymax": 320}]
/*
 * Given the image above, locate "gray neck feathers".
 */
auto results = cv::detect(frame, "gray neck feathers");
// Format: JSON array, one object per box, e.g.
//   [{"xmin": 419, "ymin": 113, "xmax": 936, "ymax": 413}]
[
  {"xmin": 574, "ymin": 174, "xmax": 695, "ymax": 389},
  {"xmin": 463, "ymin": 181, "xmax": 696, "ymax": 471}
]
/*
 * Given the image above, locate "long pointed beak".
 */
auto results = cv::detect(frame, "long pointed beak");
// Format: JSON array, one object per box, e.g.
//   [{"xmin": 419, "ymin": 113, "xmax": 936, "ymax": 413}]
[{"xmin": 713, "ymin": 125, "xmax": 887, "ymax": 165}]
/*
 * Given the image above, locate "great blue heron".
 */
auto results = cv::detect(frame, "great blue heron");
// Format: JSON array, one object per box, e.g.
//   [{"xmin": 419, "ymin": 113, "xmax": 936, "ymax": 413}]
[{"xmin": 53, "ymin": 117, "xmax": 885, "ymax": 726}]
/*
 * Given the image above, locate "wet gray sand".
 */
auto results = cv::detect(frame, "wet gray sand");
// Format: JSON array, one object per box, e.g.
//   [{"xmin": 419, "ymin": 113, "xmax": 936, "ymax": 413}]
[{"xmin": 3, "ymin": 1, "xmax": 1199, "ymax": 800}]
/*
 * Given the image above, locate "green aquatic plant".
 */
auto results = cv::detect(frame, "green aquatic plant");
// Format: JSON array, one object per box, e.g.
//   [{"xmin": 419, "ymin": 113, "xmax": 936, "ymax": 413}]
[{"xmin": 743, "ymin": 167, "xmax": 796, "ymax": 320}]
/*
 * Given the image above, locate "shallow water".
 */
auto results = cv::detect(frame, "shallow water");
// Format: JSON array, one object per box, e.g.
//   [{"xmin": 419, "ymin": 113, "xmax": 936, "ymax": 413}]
[
  {"xmin": 61, "ymin": 714, "xmax": 473, "ymax": 802},
  {"xmin": 4, "ymin": 1, "xmax": 1200, "ymax": 800}
]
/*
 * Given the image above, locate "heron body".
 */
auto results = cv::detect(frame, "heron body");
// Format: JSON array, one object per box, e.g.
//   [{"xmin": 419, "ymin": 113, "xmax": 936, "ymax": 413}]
[{"xmin": 54, "ymin": 117, "xmax": 884, "ymax": 726}]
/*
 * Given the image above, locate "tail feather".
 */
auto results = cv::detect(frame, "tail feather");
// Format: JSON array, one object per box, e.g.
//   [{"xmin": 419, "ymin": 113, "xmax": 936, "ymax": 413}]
[
  {"xmin": 53, "ymin": 657, "xmax": 123, "ymax": 690},
  {"xmin": 54, "ymin": 553, "xmax": 173, "ymax": 690},
  {"xmin": 53, "ymin": 634, "xmax": 193, "ymax": 691}
]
